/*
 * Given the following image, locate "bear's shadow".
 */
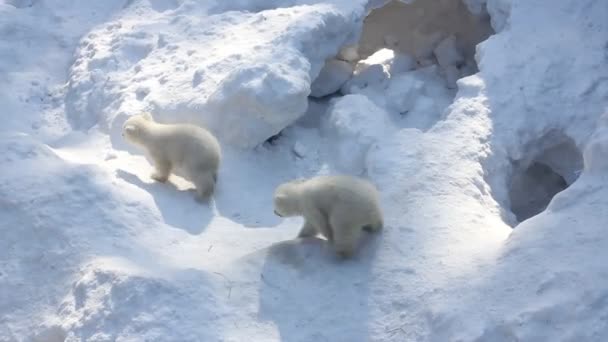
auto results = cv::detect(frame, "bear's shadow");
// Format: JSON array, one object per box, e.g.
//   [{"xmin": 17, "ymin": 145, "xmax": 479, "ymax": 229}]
[
  {"xmin": 116, "ymin": 169, "xmax": 213, "ymax": 235},
  {"xmin": 257, "ymin": 231, "xmax": 383, "ymax": 342}
]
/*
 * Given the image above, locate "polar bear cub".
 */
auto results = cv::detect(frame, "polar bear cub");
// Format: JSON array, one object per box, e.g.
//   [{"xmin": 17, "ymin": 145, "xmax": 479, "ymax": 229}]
[
  {"xmin": 273, "ymin": 175, "xmax": 383, "ymax": 258},
  {"xmin": 122, "ymin": 113, "xmax": 221, "ymax": 201}
]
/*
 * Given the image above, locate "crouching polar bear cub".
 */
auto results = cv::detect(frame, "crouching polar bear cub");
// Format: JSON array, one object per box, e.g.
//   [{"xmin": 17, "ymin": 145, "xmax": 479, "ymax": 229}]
[
  {"xmin": 122, "ymin": 113, "xmax": 221, "ymax": 201},
  {"xmin": 273, "ymin": 175, "xmax": 383, "ymax": 258}
]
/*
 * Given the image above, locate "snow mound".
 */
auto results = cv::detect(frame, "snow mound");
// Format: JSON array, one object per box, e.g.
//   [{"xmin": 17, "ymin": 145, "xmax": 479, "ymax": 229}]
[
  {"xmin": 422, "ymin": 0, "xmax": 608, "ymax": 339},
  {"xmin": 58, "ymin": 259, "xmax": 226, "ymax": 342},
  {"xmin": 486, "ymin": 0, "xmax": 511, "ymax": 32},
  {"xmin": 341, "ymin": 62, "xmax": 388, "ymax": 95},
  {"xmin": 2, "ymin": 0, "xmax": 608, "ymax": 340},
  {"xmin": 584, "ymin": 111, "xmax": 608, "ymax": 175},
  {"xmin": 324, "ymin": 94, "xmax": 394, "ymax": 173},
  {"xmin": 0, "ymin": 0, "xmax": 126, "ymax": 138},
  {"xmin": 385, "ymin": 65, "xmax": 454, "ymax": 130},
  {"xmin": 0, "ymin": 134, "xmax": 112, "ymax": 339},
  {"xmin": 65, "ymin": 1, "xmax": 368, "ymax": 148}
]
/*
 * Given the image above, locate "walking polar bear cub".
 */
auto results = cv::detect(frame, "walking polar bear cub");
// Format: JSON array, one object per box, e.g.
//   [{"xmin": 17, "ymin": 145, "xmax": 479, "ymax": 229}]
[
  {"xmin": 273, "ymin": 175, "xmax": 383, "ymax": 258},
  {"xmin": 122, "ymin": 113, "xmax": 221, "ymax": 201}
]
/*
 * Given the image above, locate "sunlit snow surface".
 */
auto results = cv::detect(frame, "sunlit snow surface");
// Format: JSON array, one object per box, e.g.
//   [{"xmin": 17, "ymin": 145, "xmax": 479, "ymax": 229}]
[{"xmin": 1, "ymin": 0, "xmax": 607, "ymax": 341}]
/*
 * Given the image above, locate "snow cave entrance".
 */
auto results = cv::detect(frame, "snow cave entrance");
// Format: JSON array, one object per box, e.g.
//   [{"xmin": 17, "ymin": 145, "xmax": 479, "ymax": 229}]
[{"xmin": 508, "ymin": 132, "xmax": 583, "ymax": 224}]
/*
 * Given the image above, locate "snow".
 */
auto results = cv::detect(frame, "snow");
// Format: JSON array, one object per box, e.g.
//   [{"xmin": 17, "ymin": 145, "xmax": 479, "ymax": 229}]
[
  {"xmin": 64, "ymin": 0, "xmax": 368, "ymax": 148},
  {"xmin": 2, "ymin": 0, "xmax": 608, "ymax": 341},
  {"xmin": 486, "ymin": 0, "xmax": 512, "ymax": 32},
  {"xmin": 341, "ymin": 63, "xmax": 388, "ymax": 94},
  {"xmin": 324, "ymin": 94, "xmax": 394, "ymax": 173}
]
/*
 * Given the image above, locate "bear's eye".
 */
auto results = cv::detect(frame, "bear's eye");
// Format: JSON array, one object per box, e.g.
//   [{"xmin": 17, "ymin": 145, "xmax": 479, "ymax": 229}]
[{"xmin": 124, "ymin": 125, "xmax": 137, "ymax": 135}]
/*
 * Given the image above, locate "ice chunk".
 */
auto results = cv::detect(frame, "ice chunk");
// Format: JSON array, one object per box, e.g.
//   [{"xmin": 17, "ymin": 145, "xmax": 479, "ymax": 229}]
[
  {"xmin": 337, "ymin": 44, "xmax": 359, "ymax": 62},
  {"xmin": 341, "ymin": 63, "xmax": 388, "ymax": 94},
  {"xmin": 310, "ymin": 59, "xmax": 353, "ymax": 98},
  {"xmin": 385, "ymin": 73, "xmax": 424, "ymax": 113}
]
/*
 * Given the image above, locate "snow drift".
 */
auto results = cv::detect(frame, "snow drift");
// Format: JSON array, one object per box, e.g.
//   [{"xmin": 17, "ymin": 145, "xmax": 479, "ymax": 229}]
[
  {"xmin": 65, "ymin": 0, "xmax": 368, "ymax": 148},
  {"xmin": 1, "ymin": 0, "xmax": 608, "ymax": 341}
]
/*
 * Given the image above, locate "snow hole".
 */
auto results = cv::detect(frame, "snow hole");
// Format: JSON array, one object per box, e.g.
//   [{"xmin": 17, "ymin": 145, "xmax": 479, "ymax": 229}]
[{"xmin": 508, "ymin": 132, "xmax": 583, "ymax": 224}]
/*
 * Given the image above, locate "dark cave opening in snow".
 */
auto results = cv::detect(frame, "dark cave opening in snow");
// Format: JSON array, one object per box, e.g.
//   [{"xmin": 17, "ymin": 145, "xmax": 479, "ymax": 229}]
[{"xmin": 508, "ymin": 132, "xmax": 584, "ymax": 224}]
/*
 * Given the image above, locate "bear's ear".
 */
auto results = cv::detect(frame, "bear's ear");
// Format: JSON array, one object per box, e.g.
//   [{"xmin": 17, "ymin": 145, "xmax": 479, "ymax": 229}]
[{"xmin": 141, "ymin": 112, "xmax": 153, "ymax": 121}]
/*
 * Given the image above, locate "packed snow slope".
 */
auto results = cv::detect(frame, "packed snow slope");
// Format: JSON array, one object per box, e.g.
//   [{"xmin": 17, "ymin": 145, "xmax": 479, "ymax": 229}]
[{"xmin": 1, "ymin": 0, "xmax": 607, "ymax": 341}]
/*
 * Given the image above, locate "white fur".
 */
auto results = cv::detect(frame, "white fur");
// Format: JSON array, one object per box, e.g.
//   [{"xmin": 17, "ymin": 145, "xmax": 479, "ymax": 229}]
[
  {"xmin": 122, "ymin": 113, "xmax": 221, "ymax": 201},
  {"xmin": 273, "ymin": 175, "xmax": 383, "ymax": 258}
]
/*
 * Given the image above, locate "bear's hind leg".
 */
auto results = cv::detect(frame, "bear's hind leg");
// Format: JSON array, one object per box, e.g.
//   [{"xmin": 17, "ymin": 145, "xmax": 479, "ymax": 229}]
[
  {"xmin": 329, "ymin": 213, "xmax": 362, "ymax": 258},
  {"xmin": 193, "ymin": 171, "xmax": 215, "ymax": 202},
  {"xmin": 151, "ymin": 159, "xmax": 171, "ymax": 183}
]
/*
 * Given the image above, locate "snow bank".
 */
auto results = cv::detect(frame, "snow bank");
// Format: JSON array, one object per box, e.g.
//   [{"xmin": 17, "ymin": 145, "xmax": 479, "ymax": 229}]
[
  {"xmin": 0, "ymin": 131, "xmax": 291, "ymax": 341},
  {"xmin": 2, "ymin": 0, "xmax": 608, "ymax": 341},
  {"xmin": 0, "ymin": 133, "xmax": 127, "ymax": 340},
  {"xmin": 584, "ymin": 112, "xmax": 608, "ymax": 175},
  {"xmin": 0, "ymin": 0, "xmax": 126, "ymax": 138},
  {"xmin": 65, "ymin": 0, "xmax": 368, "ymax": 148},
  {"xmin": 58, "ymin": 259, "xmax": 227, "ymax": 341},
  {"xmin": 422, "ymin": 0, "xmax": 608, "ymax": 339},
  {"xmin": 486, "ymin": 0, "xmax": 511, "ymax": 32}
]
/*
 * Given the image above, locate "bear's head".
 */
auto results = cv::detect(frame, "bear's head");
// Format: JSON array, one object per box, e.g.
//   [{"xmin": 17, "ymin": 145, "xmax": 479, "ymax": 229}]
[
  {"xmin": 122, "ymin": 113, "xmax": 153, "ymax": 145},
  {"xmin": 273, "ymin": 182, "xmax": 302, "ymax": 217}
]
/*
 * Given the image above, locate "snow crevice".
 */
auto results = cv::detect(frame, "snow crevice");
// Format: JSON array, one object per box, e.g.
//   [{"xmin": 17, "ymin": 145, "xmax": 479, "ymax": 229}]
[{"xmin": 507, "ymin": 131, "xmax": 583, "ymax": 224}]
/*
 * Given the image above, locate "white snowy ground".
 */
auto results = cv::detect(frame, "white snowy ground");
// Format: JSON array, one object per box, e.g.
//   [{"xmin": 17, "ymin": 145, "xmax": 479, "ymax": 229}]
[{"xmin": 1, "ymin": 0, "xmax": 607, "ymax": 341}]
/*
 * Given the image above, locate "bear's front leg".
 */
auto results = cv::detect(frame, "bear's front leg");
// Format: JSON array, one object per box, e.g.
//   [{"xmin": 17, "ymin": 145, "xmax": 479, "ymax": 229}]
[
  {"xmin": 305, "ymin": 208, "xmax": 333, "ymax": 242},
  {"xmin": 329, "ymin": 213, "xmax": 362, "ymax": 259},
  {"xmin": 151, "ymin": 159, "xmax": 171, "ymax": 183},
  {"xmin": 193, "ymin": 171, "xmax": 216, "ymax": 202},
  {"xmin": 297, "ymin": 221, "xmax": 317, "ymax": 238}
]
